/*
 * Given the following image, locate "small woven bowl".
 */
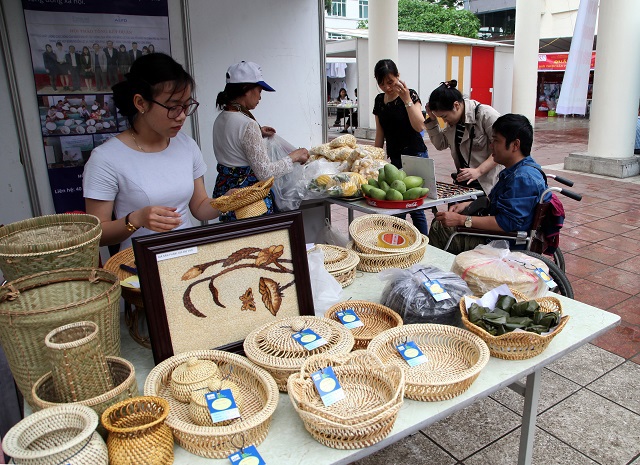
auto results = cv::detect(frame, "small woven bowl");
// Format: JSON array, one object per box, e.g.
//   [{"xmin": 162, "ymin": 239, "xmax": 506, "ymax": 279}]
[
  {"xmin": 349, "ymin": 214, "xmax": 422, "ymax": 254},
  {"xmin": 368, "ymin": 324, "xmax": 490, "ymax": 401},
  {"xmin": 325, "ymin": 300, "xmax": 403, "ymax": 350},
  {"xmin": 460, "ymin": 288, "xmax": 569, "ymax": 360},
  {"xmin": 347, "ymin": 235, "xmax": 429, "ymax": 273}
]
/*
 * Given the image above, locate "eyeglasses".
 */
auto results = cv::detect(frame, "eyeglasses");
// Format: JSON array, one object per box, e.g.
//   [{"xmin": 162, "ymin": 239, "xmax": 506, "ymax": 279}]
[{"xmin": 149, "ymin": 99, "xmax": 199, "ymax": 118}]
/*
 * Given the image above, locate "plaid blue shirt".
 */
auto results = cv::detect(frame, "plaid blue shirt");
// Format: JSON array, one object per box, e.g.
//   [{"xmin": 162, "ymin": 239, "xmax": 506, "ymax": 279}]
[
  {"xmin": 489, "ymin": 157, "xmax": 548, "ymax": 233},
  {"xmin": 635, "ymin": 116, "xmax": 640, "ymax": 150}
]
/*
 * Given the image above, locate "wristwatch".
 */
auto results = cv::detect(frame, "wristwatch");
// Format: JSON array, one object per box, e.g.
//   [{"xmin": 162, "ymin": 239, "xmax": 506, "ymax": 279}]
[
  {"xmin": 404, "ymin": 100, "xmax": 414, "ymax": 108},
  {"xmin": 464, "ymin": 215, "xmax": 473, "ymax": 228},
  {"xmin": 124, "ymin": 212, "xmax": 139, "ymax": 233}
]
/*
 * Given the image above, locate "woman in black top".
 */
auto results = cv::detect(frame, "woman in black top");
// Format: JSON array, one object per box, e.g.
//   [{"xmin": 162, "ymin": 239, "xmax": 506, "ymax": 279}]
[{"xmin": 373, "ymin": 59, "xmax": 429, "ymax": 234}]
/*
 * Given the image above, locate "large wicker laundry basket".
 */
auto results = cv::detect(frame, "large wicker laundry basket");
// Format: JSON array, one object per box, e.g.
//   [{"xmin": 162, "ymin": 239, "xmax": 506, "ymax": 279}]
[
  {"xmin": 0, "ymin": 213, "xmax": 101, "ymax": 281},
  {"xmin": 0, "ymin": 268, "xmax": 121, "ymax": 407}
]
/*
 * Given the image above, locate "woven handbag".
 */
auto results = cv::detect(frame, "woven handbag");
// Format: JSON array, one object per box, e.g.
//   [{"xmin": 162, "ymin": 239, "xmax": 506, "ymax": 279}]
[
  {"xmin": 0, "ymin": 268, "xmax": 121, "ymax": 407},
  {"xmin": 0, "ymin": 213, "xmax": 101, "ymax": 281}
]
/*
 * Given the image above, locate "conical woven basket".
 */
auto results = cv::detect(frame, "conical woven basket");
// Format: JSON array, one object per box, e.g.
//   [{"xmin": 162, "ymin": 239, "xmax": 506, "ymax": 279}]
[
  {"xmin": 210, "ymin": 177, "xmax": 274, "ymax": 219},
  {"xmin": 243, "ymin": 316, "xmax": 355, "ymax": 391},
  {"xmin": 0, "ymin": 268, "xmax": 121, "ymax": 407},
  {"xmin": 1, "ymin": 404, "xmax": 108, "ymax": 465},
  {"xmin": 45, "ymin": 321, "xmax": 114, "ymax": 403},
  {"xmin": 0, "ymin": 213, "xmax": 101, "ymax": 281}
]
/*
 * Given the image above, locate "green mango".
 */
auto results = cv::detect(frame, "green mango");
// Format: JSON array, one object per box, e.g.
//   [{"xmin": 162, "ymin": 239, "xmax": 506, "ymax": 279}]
[
  {"xmin": 385, "ymin": 188, "xmax": 404, "ymax": 201},
  {"xmin": 377, "ymin": 168, "xmax": 386, "ymax": 184},
  {"xmin": 368, "ymin": 178, "xmax": 379, "ymax": 188},
  {"xmin": 403, "ymin": 176, "xmax": 424, "ymax": 189},
  {"xmin": 419, "ymin": 188, "xmax": 429, "ymax": 196},
  {"xmin": 398, "ymin": 169, "xmax": 407, "ymax": 180},
  {"xmin": 379, "ymin": 180, "xmax": 391, "ymax": 192},
  {"xmin": 390, "ymin": 180, "xmax": 407, "ymax": 194},
  {"xmin": 383, "ymin": 164, "xmax": 401, "ymax": 184},
  {"xmin": 361, "ymin": 184, "xmax": 374, "ymax": 196},
  {"xmin": 368, "ymin": 187, "xmax": 387, "ymax": 200},
  {"xmin": 403, "ymin": 187, "xmax": 424, "ymax": 200}
]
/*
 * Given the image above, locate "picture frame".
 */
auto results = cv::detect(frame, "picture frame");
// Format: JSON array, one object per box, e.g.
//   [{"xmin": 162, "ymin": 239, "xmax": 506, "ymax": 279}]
[{"xmin": 133, "ymin": 211, "xmax": 314, "ymax": 364}]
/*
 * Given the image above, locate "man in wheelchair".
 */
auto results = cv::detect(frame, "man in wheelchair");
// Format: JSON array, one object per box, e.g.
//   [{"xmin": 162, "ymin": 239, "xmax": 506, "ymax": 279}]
[{"xmin": 429, "ymin": 114, "xmax": 549, "ymax": 255}]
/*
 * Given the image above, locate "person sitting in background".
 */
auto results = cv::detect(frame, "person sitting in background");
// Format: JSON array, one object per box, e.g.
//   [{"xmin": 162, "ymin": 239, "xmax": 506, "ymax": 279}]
[
  {"xmin": 429, "ymin": 114, "xmax": 548, "ymax": 254},
  {"xmin": 212, "ymin": 61, "xmax": 309, "ymax": 221},
  {"xmin": 333, "ymin": 87, "xmax": 352, "ymax": 132}
]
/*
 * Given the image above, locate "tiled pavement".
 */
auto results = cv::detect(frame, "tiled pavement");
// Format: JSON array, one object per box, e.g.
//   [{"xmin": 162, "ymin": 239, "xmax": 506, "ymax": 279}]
[{"xmin": 326, "ymin": 118, "xmax": 640, "ymax": 465}]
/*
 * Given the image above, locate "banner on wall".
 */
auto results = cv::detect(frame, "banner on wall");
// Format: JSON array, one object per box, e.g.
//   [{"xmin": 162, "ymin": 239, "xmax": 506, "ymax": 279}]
[
  {"xmin": 538, "ymin": 52, "xmax": 596, "ymax": 72},
  {"xmin": 21, "ymin": 0, "xmax": 170, "ymax": 213}
]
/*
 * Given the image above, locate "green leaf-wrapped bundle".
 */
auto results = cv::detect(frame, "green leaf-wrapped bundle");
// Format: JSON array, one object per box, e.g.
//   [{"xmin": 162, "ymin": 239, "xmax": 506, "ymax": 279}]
[
  {"xmin": 510, "ymin": 300, "xmax": 539, "ymax": 317},
  {"xmin": 468, "ymin": 303, "xmax": 490, "ymax": 324},
  {"xmin": 495, "ymin": 295, "xmax": 517, "ymax": 312}
]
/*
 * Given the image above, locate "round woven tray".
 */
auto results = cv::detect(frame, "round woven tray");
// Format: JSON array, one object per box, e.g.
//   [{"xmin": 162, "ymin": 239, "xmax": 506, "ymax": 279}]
[
  {"xmin": 368, "ymin": 324, "xmax": 490, "ymax": 401},
  {"xmin": 103, "ymin": 247, "xmax": 150, "ymax": 349},
  {"xmin": 0, "ymin": 213, "xmax": 101, "ymax": 282},
  {"xmin": 287, "ymin": 351, "xmax": 404, "ymax": 449},
  {"xmin": 348, "ymin": 214, "xmax": 422, "ymax": 254},
  {"xmin": 2, "ymin": 404, "xmax": 108, "ymax": 465},
  {"xmin": 347, "ymin": 235, "xmax": 429, "ymax": 273},
  {"xmin": 243, "ymin": 316, "xmax": 355, "ymax": 392},
  {"xmin": 143, "ymin": 349, "xmax": 279, "ymax": 459},
  {"xmin": 460, "ymin": 288, "xmax": 569, "ymax": 360},
  {"xmin": 325, "ymin": 300, "xmax": 403, "ymax": 350},
  {"xmin": 331, "ymin": 265, "xmax": 357, "ymax": 288},
  {"xmin": 32, "ymin": 356, "xmax": 139, "ymax": 438},
  {"xmin": 209, "ymin": 177, "xmax": 274, "ymax": 218},
  {"xmin": 0, "ymin": 268, "xmax": 121, "ymax": 408},
  {"xmin": 311, "ymin": 244, "xmax": 360, "ymax": 273}
]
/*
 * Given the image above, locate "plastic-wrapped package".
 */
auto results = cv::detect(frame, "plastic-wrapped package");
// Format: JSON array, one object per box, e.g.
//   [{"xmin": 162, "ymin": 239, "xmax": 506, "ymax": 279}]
[
  {"xmin": 451, "ymin": 241, "xmax": 549, "ymax": 299},
  {"xmin": 379, "ymin": 265, "xmax": 472, "ymax": 326}
]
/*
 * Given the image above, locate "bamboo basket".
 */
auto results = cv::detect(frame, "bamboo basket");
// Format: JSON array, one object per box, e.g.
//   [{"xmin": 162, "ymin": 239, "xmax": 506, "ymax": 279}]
[
  {"xmin": 348, "ymin": 214, "xmax": 422, "ymax": 254},
  {"xmin": 347, "ymin": 235, "xmax": 429, "ymax": 273},
  {"xmin": 1, "ymin": 404, "xmax": 108, "ymax": 465},
  {"xmin": 0, "ymin": 268, "xmax": 121, "ymax": 407},
  {"xmin": 460, "ymin": 289, "xmax": 569, "ymax": 360},
  {"xmin": 101, "ymin": 396, "xmax": 173, "ymax": 465},
  {"xmin": 0, "ymin": 214, "xmax": 101, "ymax": 281},
  {"xmin": 368, "ymin": 324, "xmax": 490, "ymax": 401},
  {"xmin": 287, "ymin": 351, "xmax": 404, "ymax": 449},
  {"xmin": 325, "ymin": 300, "xmax": 403, "ymax": 350},
  {"xmin": 45, "ymin": 321, "xmax": 114, "ymax": 403},
  {"xmin": 31, "ymin": 356, "xmax": 139, "ymax": 438},
  {"xmin": 143, "ymin": 350, "xmax": 279, "ymax": 459},
  {"xmin": 243, "ymin": 316, "xmax": 355, "ymax": 392}
]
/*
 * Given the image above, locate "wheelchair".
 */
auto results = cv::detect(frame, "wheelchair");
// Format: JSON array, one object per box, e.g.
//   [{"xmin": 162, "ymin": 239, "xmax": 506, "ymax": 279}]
[{"xmin": 443, "ymin": 173, "xmax": 582, "ymax": 298}]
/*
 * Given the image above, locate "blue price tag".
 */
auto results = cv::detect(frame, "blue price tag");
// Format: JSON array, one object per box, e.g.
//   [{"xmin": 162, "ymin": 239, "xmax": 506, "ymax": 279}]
[
  {"xmin": 422, "ymin": 279, "xmax": 450, "ymax": 302},
  {"xmin": 336, "ymin": 309, "xmax": 364, "ymax": 329},
  {"xmin": 535, "ymin": 267, "xmax": 557, "ymax": 288},
  {"xmin": 228, "ymin": 445, "xmax": 265, "ymax": 465},
  {"xmin": 396, "ymin": 341, "xmax": 428, "ymax": 367},
  {"xmin": 292, "ymin": 329, "xmax": 327, "ymax": 350},
  {"xmin": 311, "ymin": 366, "xmax": 345, "ymax": 406},
  {"xmin": 206, "ymin": 388, "xmax": 240, "ymax": 423}
]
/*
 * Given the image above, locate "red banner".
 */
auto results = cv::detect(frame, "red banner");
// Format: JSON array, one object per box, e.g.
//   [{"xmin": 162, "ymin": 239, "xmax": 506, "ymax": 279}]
[{"xmin": 538, "ymin": 52, "xmax": 596, "ymax": 72}]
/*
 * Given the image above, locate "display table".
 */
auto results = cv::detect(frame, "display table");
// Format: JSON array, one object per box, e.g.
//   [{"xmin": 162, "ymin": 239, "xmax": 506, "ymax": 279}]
[
  {"xmin": 122, "ymin": 245, "xmax": 619, "ymax": 465},
  {"xmin": 327, "ymin": 103, "xmax": 357, "ymax": 134}
]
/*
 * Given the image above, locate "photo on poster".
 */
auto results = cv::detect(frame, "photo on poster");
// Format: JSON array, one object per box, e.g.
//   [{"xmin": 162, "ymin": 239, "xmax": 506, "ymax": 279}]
[
  {"xmin": 43, "ymin": 135, "xmax": 94, "ymax": 169},
  {"xmin": 40, "ymin": 94, "xmax": 119, "ymax": 137}
]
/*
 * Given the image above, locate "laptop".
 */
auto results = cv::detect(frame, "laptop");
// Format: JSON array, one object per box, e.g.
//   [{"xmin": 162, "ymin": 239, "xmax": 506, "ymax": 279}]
[{"xmin": 401, "ymin": 155, "xmax": 438, "ymax": 199}]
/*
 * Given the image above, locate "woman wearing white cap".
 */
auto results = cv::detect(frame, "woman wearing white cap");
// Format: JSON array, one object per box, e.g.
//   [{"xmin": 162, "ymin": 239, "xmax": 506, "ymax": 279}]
[{"xmin": 212, "ymin": 61, "xmax": 309, "ymax": 221}]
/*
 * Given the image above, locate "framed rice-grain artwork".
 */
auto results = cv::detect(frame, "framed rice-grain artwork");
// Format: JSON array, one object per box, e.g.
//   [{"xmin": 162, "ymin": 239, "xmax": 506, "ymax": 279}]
[{"xmin": 133, "ymin": 211, "xmax": 314, "ymax": 364}]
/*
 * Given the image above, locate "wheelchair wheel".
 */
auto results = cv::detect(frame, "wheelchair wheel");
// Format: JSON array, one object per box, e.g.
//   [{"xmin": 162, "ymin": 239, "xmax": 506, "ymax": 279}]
[
  {"xmin": 553, "ymin": 248, "xmax": 566, "ymax": 272},
  {"xmin": 519, "ymin": 250, "xmax": 574, "ymax": 299}
]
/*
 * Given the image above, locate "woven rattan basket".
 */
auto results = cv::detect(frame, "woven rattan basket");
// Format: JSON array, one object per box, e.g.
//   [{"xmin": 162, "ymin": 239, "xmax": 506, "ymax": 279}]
[
  {"xmin": 32, "ymin": 356, "xmax": 139, "ymax": 437},
  {"xmin": 188, "ymin": 379, "xmax": 246, "ymax": 427},
  {"xmin": 347, "ymin": 235, "xmax": 429, "ymax": 273},
  {"xmin": 0, "ymin": 268, "xmax": 121, "ymax": 407},
  {"xmin": 368, "ymin": 324, "xmax": 490, "ymax": 401},
  {"xmin": 0, "ymin": 214, "xmax": 101, "ymax": 281},
  {"xmin": 143, "ymin": 350, "xmax": 279, "ymax": 459},
  {"xmin": 349, "ymin": 214, "xmax": 422, "ymax": 254},
  {"xmin": 170, "ymin": 357, "xmax": 221, "ymax": 403},
  {"xmin": 287, "ymin": 351, "xmax": 404, "ymax": 449},
  {"xmin": 460, "ymin": 289, "xmax": 569, "ymax": 360},
  {"xmin": 310, "ymin": 244, "xmax": 360, "ymax": 288},
  {"xmin": 2, "ymin": 404, "xmax": 108, "ymax": 465},
  {"xmin": 325, "ymin": 300, "xmax": 403, "ymax": 350},
  {"xmin": 243, "ymin": 316, "xmax": 355, "ymax": 392},
  {"xmin": 210, "ymin": 177, "xmax": 274, "ymax": 219},
  {"xmin": 332, "ymin": 266, "xmax": 357, "ymax": 287},
  {"xmin": 45, "ymin": 321, "xmax": 114, "ymax": 403},
  {"xmin": 102, "ymin": 247, "xmax": 150, "ymax": 348},
  {"xmin": 101, "ymin": 396, "xmax": 174, "ymax": 465}
]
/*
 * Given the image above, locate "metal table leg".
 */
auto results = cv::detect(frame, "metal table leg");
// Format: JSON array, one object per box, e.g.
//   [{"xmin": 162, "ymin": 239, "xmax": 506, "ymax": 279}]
[{"xmin": 518, "ymin": 369, "xmax": 542, "ymax": 465}]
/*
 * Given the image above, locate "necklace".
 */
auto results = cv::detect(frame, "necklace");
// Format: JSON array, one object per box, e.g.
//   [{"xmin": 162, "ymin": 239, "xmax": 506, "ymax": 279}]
[{"xmin": 130, "ymin": 130, "xmax": 146, "ymax": 152}]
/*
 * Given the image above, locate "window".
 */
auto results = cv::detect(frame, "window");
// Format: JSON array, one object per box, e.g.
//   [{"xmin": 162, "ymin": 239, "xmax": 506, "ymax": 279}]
[
  {"xmin": 359, "ymin": 0, "xmax": 368, "ymax": 19},
  {"xmin": 331, "ymin": 0, "xmax": 346, "ymax": 17}
]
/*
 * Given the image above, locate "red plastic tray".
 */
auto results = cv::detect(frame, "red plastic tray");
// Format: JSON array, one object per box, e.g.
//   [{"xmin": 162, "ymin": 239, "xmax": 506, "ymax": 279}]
[{"xmin": 362, "ymin": 194, "xmax": 427, "ymax": 209}]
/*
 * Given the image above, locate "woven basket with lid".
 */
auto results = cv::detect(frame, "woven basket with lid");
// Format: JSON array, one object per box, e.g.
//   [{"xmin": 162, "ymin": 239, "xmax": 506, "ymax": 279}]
[
  {"xmin": 143, "ymin": 349, "xmax": 279, "ymax": 459},
  {"xmin": 2, "ymin": 404, "xmax": 108, "ymax": 465},
  {"xmin": 348, "ymin": 214, "xmax": 422, "ymax": 254},
  {"xmin": 188, "ymin": 379, "xmax": 246, "ymax": 427},
  {"xmin": 368, "ymin": 324, "xmax": 490, "ymax": 401},
  {"xmin": 0, "ymin": 213, "xmax": 101, "ymax": 281},
  {"xmin": 325, "ymin": 300, "xmax": 403, "ymax": 350},
  {"xmin": 348, "ymin": 235, "xmax": 429, "ymax": 273},
  {"xmin": 243, "ymin": 315, "xmax": 355, "ymax": 391},
  {"xmin": 0, "ymin": 268, "xmax": 121, "ymax": 407},
  {"xmin": 170, "ymin": 357, "xmax": 221, "ymax": 403}
]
